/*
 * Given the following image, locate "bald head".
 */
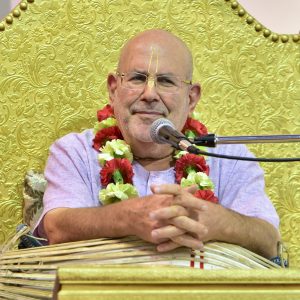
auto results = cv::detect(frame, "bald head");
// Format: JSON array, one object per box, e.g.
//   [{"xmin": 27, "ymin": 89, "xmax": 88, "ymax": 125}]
[{"xmin": 118, "ymin": 29, "xmax": 193, "ymax": 80}]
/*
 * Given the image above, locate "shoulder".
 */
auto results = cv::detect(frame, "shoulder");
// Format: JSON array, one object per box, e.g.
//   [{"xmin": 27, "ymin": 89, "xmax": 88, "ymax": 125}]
[
  {"xmin": 50, "ymin": 129, "xmax": 95, "ymax": 153},
  {"xmin": 207, "ymin": 144, "xmax": 263, "ymax": 189},
  {"xmin": 48, "ymin": 129, "xmax": 98, "ymax": 166},
  {"xmin": 208, "ymin": 144, "xmax": 256, "ymax": 169},
  {"xmin": 208, "ymin": 144, "xmax": 258, "ymax": 169},
  {"xmin": 209, "ymin": 144, "xmax": 254, "ymax": 157}
]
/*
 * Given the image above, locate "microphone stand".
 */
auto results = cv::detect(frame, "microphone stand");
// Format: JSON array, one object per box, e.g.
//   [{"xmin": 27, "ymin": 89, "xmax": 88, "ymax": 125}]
[
  {"xmin": 191, "ymin": 134, "xmax": 300, "ymax": 147},
  {"xmin": 176, "ymin": 134, "xmax": 300, "ymax": 162}
]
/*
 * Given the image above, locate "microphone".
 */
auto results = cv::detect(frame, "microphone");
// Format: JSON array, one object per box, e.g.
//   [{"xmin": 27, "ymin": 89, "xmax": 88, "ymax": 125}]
[
  {"xmin": 150, "ymin": 119, "xmax": 300, "ymax": 162},
  {"xmin": 150, "ymin": 118, "xmax": 193, "ymax": 151}
]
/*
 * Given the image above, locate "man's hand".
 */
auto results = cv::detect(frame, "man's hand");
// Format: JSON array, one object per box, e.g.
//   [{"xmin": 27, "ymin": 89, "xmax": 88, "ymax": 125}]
[
  {"xmin": 149, "ymin": 184, "xmax": 218, "ymax": 252},
  {"xmin": 149, "ymin": 184, "xmax": 280, "ymax": 259},
  {"xmin": 121, "ymin": 185, "xmax": 204, "ymax": 246},
  {"xmin": 122, "ymin": 193, "xmax": 176, "ymax": 244}
]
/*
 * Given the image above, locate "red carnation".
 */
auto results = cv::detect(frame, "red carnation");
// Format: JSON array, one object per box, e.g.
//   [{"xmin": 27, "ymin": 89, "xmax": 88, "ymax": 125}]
[
  {"xmin": 175, "ymin": 153, "xmax": 209, "ymax": 183},
  {"xmin": 100, "ymin": 158, "xmax": 134, "ymax": 187},
  {"xmin": 93, "ymin": 126, "xmax": 123, "ymax": 150},
  {"xmin": 97, "ymin": 104, "xmax": 114, "ymax": 122},
  {"xmin": 182, "ymin": 117, "xmax": 208, "ymax": 136},
  {"xmin": 194, "ymin": 189, "xmax": 218, "ymax": 204}
]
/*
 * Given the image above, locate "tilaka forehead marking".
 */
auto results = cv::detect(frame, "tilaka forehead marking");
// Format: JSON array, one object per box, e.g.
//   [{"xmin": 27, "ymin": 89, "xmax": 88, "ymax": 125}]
[{"xmin": 146, "ymin": 46, "xmax": 159, "ymax": 88}]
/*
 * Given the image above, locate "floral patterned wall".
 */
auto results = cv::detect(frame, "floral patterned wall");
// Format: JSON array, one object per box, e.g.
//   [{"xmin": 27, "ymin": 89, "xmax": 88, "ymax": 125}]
[
  {"xmin": 1, "ymin": 0, "xmax": 300, "ymax": 33},
  {"xmin": 0, "ymin": 0, "xmax": 299, "ymax": 266}
]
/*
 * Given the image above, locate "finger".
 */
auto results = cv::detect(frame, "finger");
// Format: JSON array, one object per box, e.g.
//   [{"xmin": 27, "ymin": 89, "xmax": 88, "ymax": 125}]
[
  {"xmin": 149, "ymin": 205, "xmax": 188, "ymax": 220},
  {"xmin": 152, "ymin": 184, "xmax": 208, "ymax": 211},
  {"xmin": 151, "ymin": 225, "xmax": 186, "ymax": 239},
  {"xmin": 151, "ymin": 184, "xmax": 182, "ymax": 195},
  {"xmin": 171, "ymin": 234, "xmax": 204, "ymax": 250},
  {"xmin": 183, "ymin": 184, "xmax": 198, "ymax": 194},
  {"xmin": 171, "ymin": 216, "xmax": 208, "ymax": 239},
  {"xmin": 151, "ymin": 237, "xmax": 170, "ymax": 244},
  {"xmin": 152, "ymin": 183, "xmax": 198, "ymax": 195},
  {"xmin": 173, "ymin": 193, "xmax": 208, "ymax": 211},
  {"xmin": 156, "ymin": 240, "xmax": 181, "ymax": 252}
]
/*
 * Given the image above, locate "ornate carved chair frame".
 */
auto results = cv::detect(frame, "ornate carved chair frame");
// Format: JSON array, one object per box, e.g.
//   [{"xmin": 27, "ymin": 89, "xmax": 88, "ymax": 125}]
[{"xmin": 0, "ymin": 1, "xmax": 299, "ymax": 296}]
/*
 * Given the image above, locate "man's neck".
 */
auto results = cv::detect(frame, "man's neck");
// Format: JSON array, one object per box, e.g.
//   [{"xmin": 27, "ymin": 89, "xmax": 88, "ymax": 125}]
[
  {"xmin": 134, "ymin": 152, "xmax": 175, "ymax": 171},
  {"xmin": 129, "ymin": 140, "xmax": 175, "ymax": 171}
]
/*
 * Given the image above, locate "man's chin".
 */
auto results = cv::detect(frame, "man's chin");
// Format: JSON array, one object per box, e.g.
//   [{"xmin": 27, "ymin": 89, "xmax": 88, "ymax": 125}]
[
  {"xmin": 132, "ymin": 132, "xmax": 153, "ymax": 143},
  {"xmin": 127, "ymin": 114, "xmax": 168, "ymax": 143},
  {"xmin": 128, "ymin": 126, "xmax": 153, "ymax": 143}
]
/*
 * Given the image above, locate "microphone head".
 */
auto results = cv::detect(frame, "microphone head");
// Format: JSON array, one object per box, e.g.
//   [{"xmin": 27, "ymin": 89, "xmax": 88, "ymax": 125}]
[{"xmin": 150, "ymin": 118, "xmax": 176, "ymax": 144}]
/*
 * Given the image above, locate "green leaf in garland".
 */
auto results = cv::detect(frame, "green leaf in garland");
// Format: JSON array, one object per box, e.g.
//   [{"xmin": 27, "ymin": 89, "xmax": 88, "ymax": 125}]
[
  {"xmin": 185, "ymin": 130, "xmax": 196, "ymax": 139},
  {"xmin": 112, "ymin": 169, "xmax": 124, "ymax": 184},
  {"xmin": 185, "ymin": 166, "xmax": 197, "ymax": 175}
]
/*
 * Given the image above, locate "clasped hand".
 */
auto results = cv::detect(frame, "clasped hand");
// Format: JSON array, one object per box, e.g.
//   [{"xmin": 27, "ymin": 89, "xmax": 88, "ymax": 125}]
[{"xmin": 128, "ymin": 183, "xmax": 221, "ymax": 252}]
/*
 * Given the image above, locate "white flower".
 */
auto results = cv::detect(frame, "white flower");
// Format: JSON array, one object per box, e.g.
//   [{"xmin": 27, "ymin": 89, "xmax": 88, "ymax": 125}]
[
  {"xmin": 94, "ymin": 117, "xmax": 117, "ymax": 132},
  {"xmin": 98, "ymin": 139, "xmax": 133, "ymax": 166},
  {"xmin": 181, "ymin": 171, "xmax": 214, "ymax": 190},
  {"xmin": 99, "ymin": 183, "xmax": 138, "ymax": 205}
]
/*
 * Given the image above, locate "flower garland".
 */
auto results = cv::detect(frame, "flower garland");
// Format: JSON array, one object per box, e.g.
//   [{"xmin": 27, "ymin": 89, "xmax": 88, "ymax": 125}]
[{"xmin": 93, "ymin": 104, "xmax": 218, "ymax": 205}]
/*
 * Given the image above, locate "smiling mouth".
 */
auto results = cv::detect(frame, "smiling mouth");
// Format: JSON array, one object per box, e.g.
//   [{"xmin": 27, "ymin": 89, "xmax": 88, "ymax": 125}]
[{"xmin": 133, "ymin": 111, "xmax": 165, "ymax": 116}]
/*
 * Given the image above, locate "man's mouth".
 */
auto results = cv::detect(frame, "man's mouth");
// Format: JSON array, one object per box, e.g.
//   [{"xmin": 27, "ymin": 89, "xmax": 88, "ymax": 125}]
[{"xmin": 133, "ymin": 111, "xmax": 163, "ymax": 115}]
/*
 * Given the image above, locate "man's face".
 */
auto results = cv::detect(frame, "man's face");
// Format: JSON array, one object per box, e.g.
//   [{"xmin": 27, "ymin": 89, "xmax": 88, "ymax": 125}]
[{"xmin": 108, "ymin": 39, "xmax": 199, "ymax": 145}]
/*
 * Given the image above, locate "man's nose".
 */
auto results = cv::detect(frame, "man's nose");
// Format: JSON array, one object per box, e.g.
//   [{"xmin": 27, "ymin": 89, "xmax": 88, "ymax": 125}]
[{"xmin": 141, "ymin": 78, "xmax": 159, "ymax": 99}]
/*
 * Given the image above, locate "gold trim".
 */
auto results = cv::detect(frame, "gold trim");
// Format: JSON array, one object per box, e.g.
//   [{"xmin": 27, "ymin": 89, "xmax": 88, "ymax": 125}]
[
  {"xmin": 56, "ymin": 266, "xmax": 300, "ymax": 300},
  {"xmin": 292, "ymin": 34, "xmax": 300, "ymax": 42},
  {"xmin": 12, "ymin": 9, "xmax": 21, "ymax": 18},
  {"xmin": 20, "ymin": 2, "xmax": 28, "ymax": 11},
  {"xmin": 225, "ymin": 0, "xmax": 300, "ymax": 43},
  {"xmin": 5, "ymin": 15, "xmax": 13, "ymax": 25}
]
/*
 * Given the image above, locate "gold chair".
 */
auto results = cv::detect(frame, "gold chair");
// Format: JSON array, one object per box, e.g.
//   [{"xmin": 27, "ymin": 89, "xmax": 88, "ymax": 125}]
[{"xmin": 0, "ymin": 0, "xmax": 299, "ymax": 269}]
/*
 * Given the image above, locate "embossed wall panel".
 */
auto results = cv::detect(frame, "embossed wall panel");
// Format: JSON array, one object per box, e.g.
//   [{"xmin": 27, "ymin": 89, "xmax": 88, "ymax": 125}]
[{"xmin": 0, "ymin": 0, "xmax": 299, "ymax": 265}]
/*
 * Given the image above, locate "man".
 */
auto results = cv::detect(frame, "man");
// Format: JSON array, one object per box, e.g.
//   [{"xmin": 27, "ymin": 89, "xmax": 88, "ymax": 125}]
[{"xmin": 35, "ymin": 29, "xmax": 280, "ymax": 258}]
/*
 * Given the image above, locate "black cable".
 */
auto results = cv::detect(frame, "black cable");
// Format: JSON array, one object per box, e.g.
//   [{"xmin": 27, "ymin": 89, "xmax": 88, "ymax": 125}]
[
  {"xmin": 17, "ymin": 224, "xmax": 43, "ymax": 248},
  {"xmin": 187, "ymin": 146, "xmax": 300, "ymax": 162}
]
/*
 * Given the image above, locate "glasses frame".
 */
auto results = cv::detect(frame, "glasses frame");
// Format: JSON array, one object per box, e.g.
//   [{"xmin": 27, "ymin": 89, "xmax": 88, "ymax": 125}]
[{"xmin": 116, "ymin": 71, "xmax": 192, "ymax": 93}]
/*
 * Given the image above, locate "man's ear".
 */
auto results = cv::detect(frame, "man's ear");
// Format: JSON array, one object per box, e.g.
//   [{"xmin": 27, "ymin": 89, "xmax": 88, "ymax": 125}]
[
  {"xmin": 107, "ymin": 73, "xmax": 118, "ymax": 106},
  {"xmin": 188, "ymin": 83, "xmax": 201, "ymax": 113}
]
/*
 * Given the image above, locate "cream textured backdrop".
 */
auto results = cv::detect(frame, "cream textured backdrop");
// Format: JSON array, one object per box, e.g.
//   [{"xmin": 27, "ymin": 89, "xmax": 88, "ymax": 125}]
[
  {"xmin": 238, "ymin": 0, "xmax": 300, "ymax": 34},
  {"xmin": 0, "ymin": 0, "xmax": 21, "ymax": 20},
  {"xmin": 0, "ymin": 0, "xmax": 299, "ymax": 266}
]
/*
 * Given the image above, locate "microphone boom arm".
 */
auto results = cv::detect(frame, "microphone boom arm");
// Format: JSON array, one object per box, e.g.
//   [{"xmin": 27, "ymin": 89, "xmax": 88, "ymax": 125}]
[{"xmin": 192, "ymin": 134, "xmax": 300, "ymax": 147}]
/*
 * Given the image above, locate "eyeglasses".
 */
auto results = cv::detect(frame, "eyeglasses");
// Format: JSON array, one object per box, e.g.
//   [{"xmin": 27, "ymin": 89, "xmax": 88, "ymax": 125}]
[{"xmin": 116, "ymin": 71, "xmax": 192, "ymax": 94}]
